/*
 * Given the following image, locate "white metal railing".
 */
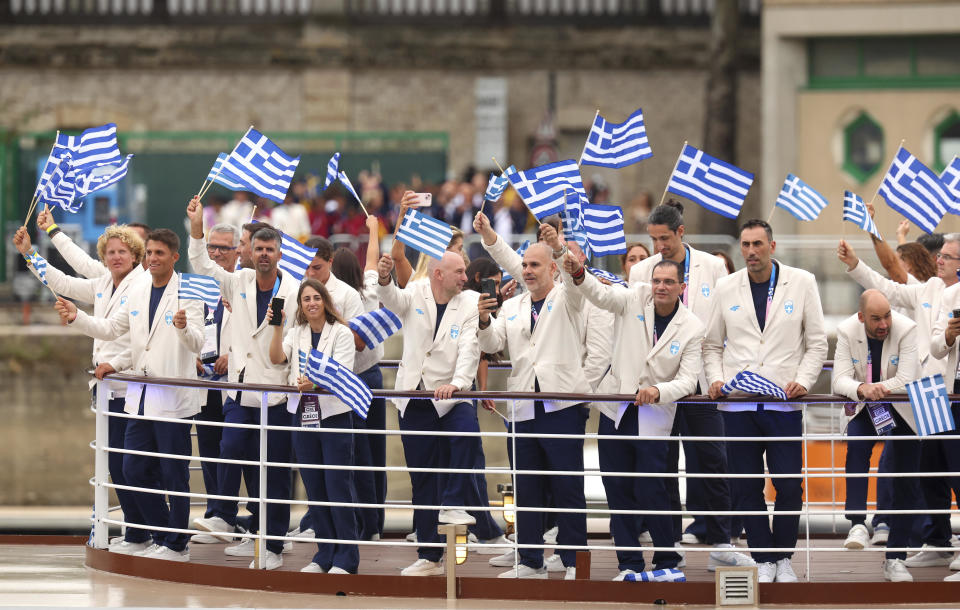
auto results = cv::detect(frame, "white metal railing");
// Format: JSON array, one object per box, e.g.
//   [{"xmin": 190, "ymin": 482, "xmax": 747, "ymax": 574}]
[{"xmin": 88, "ymin": 373, "xmax": 960, "ymax": 581}]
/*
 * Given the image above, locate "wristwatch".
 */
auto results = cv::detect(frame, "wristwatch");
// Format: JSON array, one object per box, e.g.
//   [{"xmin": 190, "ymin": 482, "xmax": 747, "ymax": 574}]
[{"xmin": 552, "ymin": 244, "xmax": 568, "ymax": 260}]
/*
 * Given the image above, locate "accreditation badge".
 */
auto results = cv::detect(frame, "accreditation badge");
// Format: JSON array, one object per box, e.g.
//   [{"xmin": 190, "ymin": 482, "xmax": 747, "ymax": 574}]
[
  {"xmin": 866, "ymin": 403, "xmax": 896, "ymax": 435},
  {"xmin": 200, "ymin": 318, "xmax": 219, "ymax": 363},
  {"xmin": 300, "ymin": 395, "xmax": 320, "ymax": 429}
]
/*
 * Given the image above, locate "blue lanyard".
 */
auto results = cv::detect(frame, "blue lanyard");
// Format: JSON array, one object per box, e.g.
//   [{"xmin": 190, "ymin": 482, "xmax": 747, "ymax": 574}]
[
  {"xmin": 764, "ymin": 263, "xmax": 777, "ymax": 323},
  {"xmin": 271, "ymin": 274, "xmax": 281, "ymax": 300},
  {"xmin": 866, "ymin": 348, "xmax": 872, "ymax": 384},
  {"xmin": 681, "ymin": 245, "xmax": 691, "ymax": 305}
]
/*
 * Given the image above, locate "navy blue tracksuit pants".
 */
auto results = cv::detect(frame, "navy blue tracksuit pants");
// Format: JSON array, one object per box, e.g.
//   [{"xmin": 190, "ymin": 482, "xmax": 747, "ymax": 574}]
[
  {"xmin": 599, "ymin": 408, "xmax": 681, "ymax": 572},
  {"xmin": 514, "ymin": 402, "xmax": 587, "ymax": 570},
  {"xmin": 293, "ymin": 410, "xmax": 360, "ymax": 573},
  {"xmin": 354, "ymin": 365, "xmax": 387, "ymax": 539},
  {"xmin": 919, "ymin": 402, "xmax": 960, "ymax": 549},
  {"xmin": 196, "ymin": 389, "xmax": 224, "ymax": 519},
  {"xmin": 106, "ymin": 395, "xmax": 151, "ymax": 544},
  {"xmin": 844, "ymin": 408, "xmax": 894, "ymax": 527}
]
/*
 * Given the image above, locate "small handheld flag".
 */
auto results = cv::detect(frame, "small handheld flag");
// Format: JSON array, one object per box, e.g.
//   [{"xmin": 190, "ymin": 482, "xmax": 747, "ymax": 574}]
[
  {"xmin": 721, "ymin": 370, "xmax": 788, "ymax": 400},
  {"xmin": 205, "ymin": 153, "xmax": 249, "ymax": 191},
  {"xmin": 179, "ymin": 273, "xmax": 221, "ymax": 309},
  {"xmin": 396, "ymin": 209, "xmax": 454, "ymax": 261},
  {"xmin": 349, "ymin": 308, "xmax": 403, "ymax": 350},
  {"xmin": 278, "ymin": 230, "xmax": 318, "ymax": 282},
  {"xmin": 580, "ymin": 107, "xmax": 653, "ymax": 169},
  {"xmin": 55, "ymin": 123, "xmax": 124, "ymax": 171},
  {"xmin": 484, "ymin": 166, "xmax": 515, "ymax": 202},
  {"xmin": 583, "ymin": 203, "xmax": 627, "ymax": 256},
  {"xmin": 562, "ymin": 190, "xmax": 590, "ymax": 258},
  {"xmin": 775, "ymin": 173, "xmax": 828, "ymax": 221},
  {"xmin": 666, "ymin": 144, "xmax": 754, "ymax": 219},
  {"xmin": 940, "ymin": 156, "xmax": 960, "ymax": 203},
  {"xmin": 325, "ymin": 152, "xmax": 341, "ymax": 190},
  {"xmin": 337, "ymin": 170, "xmax": 363, "ymax": 206},
  {"xmin": 906, "ymin": 373, "xmax": 956, "ymax": 436},
  {"xmin": 221, "ymin": 127, "xmax": 300, "ymax": 204},
  {"xmin": 305, "ymin": 348, "xmax": 372, "ymax": 419},
  {"xmin": 842, "ymin": 191, "xmax": 882, "ymax": 240},
  {"xmin": 587, "ymin": 266, "xmax": 628, "ymax": 287},
  {"xmin": 506, "ymin": 160, "xmax": 587, "ymax": 221},
  {"xmin": 878, "ymin": 146, "xmax": 955, "ymax": 233}
]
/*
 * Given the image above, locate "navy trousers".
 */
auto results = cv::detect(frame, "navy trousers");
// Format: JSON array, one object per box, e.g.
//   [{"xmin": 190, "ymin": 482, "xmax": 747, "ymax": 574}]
[
  {"xmin": 213, "ymin": 397, "xmax": 292, "ymax": 554},
  {"xmin": 196, "ymin": 389, "xmax": 224, "ymax": 519},
  {"xmin": 292, "ymin": 410, "xmax": 360, "ymax": 573},
  {"xmin": 106, "ymin": 395, "xmax": 152, "ymax": 544},
  {"xmin": 873, "ymin": 409, "xmax": 922, "ymax": 560},
  {"xmin": 665, "ymin": 404, "xmax": 732, "ymax": 544},
  {"xmin": 599, "ymin": 409, "xmax": 680, "ymax": 572},
  {"xmin": 722, "ymin": 409, "xmax": 803, "ymax": 564},
  {"xmin": 844, "ymin": 408, "xmax": 893, "ymax": 526},
  {"xmin": 399, "ymin": 399, "xmax": 483, "ymax": 562},
  {"xmin": 122, "ymin": 395, "xmax": 193, "ymax": 552},
  {"xmin": 514, "ymin": 402, "xmax": 587, "ymax": 570},
  {"xmin": 354, "ymin": 365, "xmax": 386, "ymax": 539},
  {"xmin": 919, "ymin": 402, "xmax": 960, "ymax": 548}
]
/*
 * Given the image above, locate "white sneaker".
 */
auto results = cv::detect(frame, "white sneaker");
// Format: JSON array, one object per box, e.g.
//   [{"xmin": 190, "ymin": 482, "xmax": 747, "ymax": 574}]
[
  {"xmin": 904, "ymin": 545, "xmax": 953, "ymax": 567},
  {"xmin": 775, "ymin": 558, "xmax": 798, "ymax": 583},
  {"xmin": 871, "ymin": 524, "xmax": 890, "ymax": 546},
  {"xmin": 401, "ymin": 558, "xmax": 443, "ymax": 576},
  {"xmin": 489, "ymin": 550, "xmax": 517, "ymax": 567},
  {"xmin": 289, "ymin": 527, "xmax": 315, "ymax": 540},
  {"xmin": 405, "ymin": 532, "xmax": 417, "ymax": 543},
  {"xmin": 225, "ymin": 539, "xmax": 255, "ymax": 557},
  {"xmin": 249, "ymin": 550, "xmax": 282, "ymax": 570},
  {"xmin": 108, "ymin": 540, "xmax": 152, "ymax": 555},
  {"xmin": 757, "ymin": 562, "xmax": 776, "ymax": 583},
  {"xmin": 708, "ymin": 544, "xmax": 756, "ymax": 571},
  {"xmin": 109, "ymin": 535, "xmax": 124, "ymax": 545},
  {"xmin": 369, "ymin": 533, "xmax": 381, "ymax": 541},
  {"xmin": 190, "ymin": 533, "xmax": 222, "ymax": 544},
  {"xmin": 473, "ymin": 534, "xmax": 511, "ymax": 555},
  {"xmin": 438, "ymin": 509, "xmax": 476, "ymax": 526},
  {"xmin": 613, "ymin": 569, "xmax": 636, "ymax": 581},
  {"xmin": 193, "ymin": 516, "xmax": 234, "ymax": 542},
  {"xmin": 283, "ymin": 540, "xmax": 293, "ymax": 553},
  {"xmin": 950, "ymin": 555, "xmax": 960, "ymax": 571},
  {"xmin": 498, "ymin": 564, "xmax": 547, "ymax": 579},
  {"xmin": 543, "ymin": 526, "xmax": 558, "ymax": 545},
  {"xmin": 328, "ymin": 566, "xmax": 351, "ymax": 575},
  {"xmin": 675, "ymin": 542, "xmax": 686, "ymax": 569},
  {"xmin": 545, "ymin": 554, "xmax": 565, "ymax": 572},
  {"xmin": 944, "ymin": 571, "xmax": 960, "ymax": 581},
  {"xmin": 844, "ymin": 524, "xmax": 870, "ymax": 550},
  {"xmin": 133, "ymin": 543, "xmax": 161, "ymax": 557},
  {"xmin": 680, "ymin": 532, "xmax": 701, "ymax": 545},
  {"xmin": 883, "ymin": 558, "xmax": 913, "ymax": 582},
  {"xmin": 638, "ymin": 531, "xmax": 652, "ymax": 544},
  {"xmin": 151, "ymin": 546, "xmax": 190, "ymax": 562},
  {"xmin": 564, "ymin": 566, "xmax": 576, "ymax": 580},
  {"xmin": 301, "ymin": 562, "xmax": 324, "ymax": 573}
]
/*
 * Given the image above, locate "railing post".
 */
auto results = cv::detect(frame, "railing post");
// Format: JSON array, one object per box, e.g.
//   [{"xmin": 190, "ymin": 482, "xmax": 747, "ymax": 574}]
[
  {"xmin": 92, "ymin": 380, "xmax": 110, "ymax": 549},
  {"xmin": 256, "ymin": 392, "xmax": 269, "ymax": 568}
]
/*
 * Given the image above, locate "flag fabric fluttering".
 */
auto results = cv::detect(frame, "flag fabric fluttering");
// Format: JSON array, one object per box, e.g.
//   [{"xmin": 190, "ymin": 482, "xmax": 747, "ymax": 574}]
[
  {"xmin": 305, "ymin": 348, "xmax": 372, "ymax": 419},
  {"xmin": 842, "ymin": 191, "xmax": 883, "ymax": 240},
  {"xmin": 348, "ymin": 308, "xmax": 403, "ymax": 350},
  {"xmin": 277, "ymin": 230, "xmax": 318, "ymax": 282},
  {"xmin": 396, "ymin": 209, "xmax": 454, "ymax": 260},
  {"xmin": 337, "ymin": 170, "xmax": 363, "ymax": 205},
  {"xmin": 506, "ymin": 160, "xmax": 587, "ymax": 221},
  {"xmin": 485, "ymin": 166, "xmax": 515, "ymax": 202},
  {"xmin": 878, "ymin": 146, "xmax": 955, "ymax": 234},
  {"xmin": 221, "ymin": 128, "xmax": 300, "ymax": 204},
  {"xmin": 38, "ymin": 154, "xmax": 79, "ymax": 211},
  {"xmin": 28, "ymin": 252, "xmax": 49, "ymax": 286},
  {"xmin": 583, "ymin": 203, "xmax": 628, "ymax": 256},
  {"xmin": 206, "ymin": 153, "xmax": 250, "ymax": 191},
  {"xmin": 178, "ymin": 273, "xmax": 221, "ymax": 309},
  {"xmin": 906, "ymin": 373, "xmax": 956, "ymax": 436},
  {"xmin": 580, "ymin": 107, "xmax": 653, "ymax": 169},
  {"xmin": 775, "ymin": 173, "xmax": 829, "ymax": 221},
  {"xmin": 587, "ymin": 266, "xmax": 628, "ymax": 287},
  {"xmin": 666, "ymin": 144, "xmax": 754, "ymax": 219},
  {"xmin": 325, "ymin": 152, "xmax": 341, "ymax": 190},
  {"xmin": 74, "ymin": 155, "xmax": 134, "ymax": 197},
  {"xmin": 561, "ymin": 190, "xmax": 591, "ymax": 258},
  {"xmin": 55, "ymin": 123, "xmax": 124, "ymax": 170},
  {"xmin": 940, "ymin": 155, "xmax": 960, "ymax": 202},
  {"xmin": 721, "ymin": 370, "xmax": 788, "ymax": 400},
  {"xmin": 501, "ymin": 240, "xmax": 530, "ymax": 283}
]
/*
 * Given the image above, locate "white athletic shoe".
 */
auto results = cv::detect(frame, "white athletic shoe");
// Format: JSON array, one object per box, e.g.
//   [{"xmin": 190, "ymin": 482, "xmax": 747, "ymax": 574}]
[
  {"xmin": 190, "ymin": 533, "xmax": 222, "ymax": 544},
  {"xmin": 489, "ymin": 550, "xmax": 517, "ymax": 567},
  {"xmin": 613, "ymin": 569, "xmax": 636, "ymax": 581},
  {"xmin": 675, "ymin": 542, "xmax": 686, "ymax": 569},
  {"xmin": 543, "ymin": 526, "xmax": 559, "ymax": 545},
  {"xmin": 564, "ymin": 566, "xmax": 576, "ymax": 580},
  {"xmin": 401, "ymin": 558, "xmax": 443, "ymax": 576},
  {"xmin": 150, "ymin": 546, "xmax": 190, "ymax": 562},
  {"xmin": 249, "ymin": 551, "xmax": 282, "ymax": 570},
  {"xmin": 193, "ymin": 516, "xmax": 234, "ymax": 542},
  {"xmin": 638, "ymin": 531, "xmax": 652, "ymax": 544},
  {"xmin": 949, "ymin": 554, "xmax": 960, "ymax": 571},
  {"xmin": 844, "ymin": 524, "xmax": 870, "ymax": 550},
  {"xmin": 328, "ymin": 566, "xmax": 351, "ymax": 575},
  {"xmin": 757, "ymin": 562, "xmax": 776, "ymax": 583},
  {"xmin": 108, "ymin": 540, "xmax": 152, "ymax": 555},
  {"xmin": 225, "ymin": 539, "xmax": 255, "ymax": 557},
  {"xmin": 680, "ymin": 532, "xmax": 701, "ymax": 545},
  {"xmin": 438, "ymin": 509, "xmax": 476, "ymax": 526},
  {"xmin": 944, "ymin": 571, "xmax": 960, "ymax": 581},
  {"xmin": 883, "ymin": 558, "xmax": 913, "ymax": 582},
  {"xmin": 288, "ymin": 526, "xmax": 315, "ymax": 540},
  {"xmin": 708, "ymin": 544, "xmax": 755, "ymax": 571},
  {"xmin": 405, "ymin": 532, "xmax": 417, "ymax": 543},
  {"xmin": 497, "ymin": 564, "xmax": 547, "ymax": 579},
  {"xmin": 473, "ymin": 534, "xmax": 512, "ymax": 554},
  {"xmin": 870, "ymin": 524, "xmax": 889, "ymax": 546},
  {"xmin": 545, "ymin": 554, "xmax": 565, "ymax": 572},
  {"xmin": 133, "ymin": 544, "xmax": 161, "ymax": 557},
  {"xmin": 300, "ymin": 562, "xmax": 324, "ymax": 573},
  {"xmin": 904, "ymin": 545, "xmax": 953, "ymax": 568},
  {"xmin": 775, "ymin": 558, "xmax": 798, "ymax": 583}
]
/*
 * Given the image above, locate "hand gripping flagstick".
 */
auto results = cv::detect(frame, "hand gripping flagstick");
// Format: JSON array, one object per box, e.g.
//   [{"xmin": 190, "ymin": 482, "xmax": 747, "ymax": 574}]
[{"xmin": 658, "ymin": 140, "xmax": 688, "ymax": 207}]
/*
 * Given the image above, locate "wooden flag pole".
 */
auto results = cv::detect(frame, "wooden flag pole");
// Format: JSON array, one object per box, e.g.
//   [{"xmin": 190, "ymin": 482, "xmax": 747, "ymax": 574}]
[
  {"xmin": 198, "ymin": 126, "xmax": 253, "ymax": 201},
  {"xmin": 869, "ymin": 138, "xmax": 906, "ymax": 206},
  {"xmin": 577, "ymin": 109, "xmax": 600, "ymax": 167},
  {"xmin": 659, "ymin": 140, "xmax": 688, "ymax": 207},
  {"xmin": 480, "ymin": 156, "xmax": 509, "ymax": 216},
  {"xmin": 24, "ymin": 132, "xmax": 60, "ymax": 227},
  {"xmin": 766, "ymin": 206, "xmax": 777, "ymax": 224},
  {"xmin": 351, "ymin": 188, "xmax": 370, "ymax": 218}
]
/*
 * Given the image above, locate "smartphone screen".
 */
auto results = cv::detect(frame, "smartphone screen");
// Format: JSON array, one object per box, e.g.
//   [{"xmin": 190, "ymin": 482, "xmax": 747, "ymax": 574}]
[{"xmin": 480, "ymin": 278, "xmax": 497, "ymax": 302}]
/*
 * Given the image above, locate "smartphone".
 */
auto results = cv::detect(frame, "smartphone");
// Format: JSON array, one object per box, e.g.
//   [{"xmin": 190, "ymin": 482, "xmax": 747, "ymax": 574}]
[
  {"xmin": 480, "ymin": 278, "xmax": 497, "ymax": 302},
  {"xmin": 410, "ymin": 193, "xmax": 432, "ymax": 208},
  {"xmin": 269, "ymin": 297, "xmax": 285, "ymax": 326},
  {"xmin": 953, "ymin": 308, "xmax": 960, "ymax": 320}
]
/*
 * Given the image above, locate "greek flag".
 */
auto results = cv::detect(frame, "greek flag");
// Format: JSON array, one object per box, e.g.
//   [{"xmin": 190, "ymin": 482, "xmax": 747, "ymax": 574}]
[
  {"xmin": 587, "ymin": 266, "xmax": 627, "ymax": 287},
  {"xmin": 205, "ymin": 153, "xmax": 249, "ymax": 191},
  {"xmin": 879, "ymin": 146, "xmax": 955, "ymax": 233},
  {"xmin": 580, "ymin": 107, "xmax": 653, "ymax": 169},
  {"xmin": 721, "ymin": 370, "xmax": 787, "ymax": 400},
  {"xmin": 666, "ymin": 144, "xmax": 754, "ymax": 219},
  {"xmin": 221, "ymin": 128, "xmax": 300, "ymax": 204},
  {"xmin": 506, "ymin": 160, "xmax": 587, "ymax": 221},
  {"xmin": 349, "ymin": 308, "xmax": 403, "ymax": 350},
  {"xmin": 485, "ymin": 166, "xmax": 515, "ymax": 202},
  {"xmin": 940, "ymin": 156, "xmax": 960, "ymax": 202},
  {"xmin": 38, "ymin": 155, "xmax": 79, "ymax": 212},
  {"xmin": 325, "ymin": 152, "xmax": 340, "ymax": 190},
  {"xmin": 842, "ymin": 191, "xmax": 882, "ymax": 240},
  {"xmin": 29, "ymin": 252, "xmax": 49, "ymax": 285},
  {"xmin": 278, "ymin": 230, "xmax": 318, "ymax": 282},
  {"xmin": 178, "ymin": 273, "xmax": 221, "ymax": 309},
  {"xmin": 55, "ymin": 123, "xmax": 124, "ymax": 170},
  {"xmin": 775, "ymin": 173, "xmax": 829, "ymax": 221},
  {"xmin": 396, "ymin": 209, "xmax": 453, "ymax": 260},
  {"xmin": 305, "ymin": 348, "xmax": 372, "ymax": 419},
  {"xmin": 906, "ymin": 374, "xmax": 956, "ymax": 436},
  {"xmin": 624, "ymin": 569, "xmax": 686, "ymax": 583},
  {"xmin": 562, "ymin": 190, "xmax": 590, "ymax": 257},
  {"xmin": 501, "ymin": 240, "xmax": 530, "ymax": 283},
  {"xmin": 297, "ymin": 349, "xmax": 307, "ymax": 375},
  {"xmin": 75, "ymin": 154, "xmax": 134, "ymax": 197},
  {"xmin": 338, "ymin": 170, "xmax": 363, "ymax": 205},
  {"xmin": 583, "ymin": 203, "xmax": 627, "ymax": 256}
]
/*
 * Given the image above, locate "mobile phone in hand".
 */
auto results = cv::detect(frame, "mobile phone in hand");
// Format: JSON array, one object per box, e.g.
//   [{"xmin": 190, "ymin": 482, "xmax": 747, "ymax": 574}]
[
  {"xmin": 480, "ymin": 278, "xmax": 497, "ymax": 302},
  {"xmin": 410, "ymin": 193, "xmax": 432, "ymax": 207},
  {"xmin": 953, "ymin": 308, "xmax": 960, "ymax": 320},
  {"xmin": 269, "ymin": 297, "xmax": 285, "ymax": 326}
]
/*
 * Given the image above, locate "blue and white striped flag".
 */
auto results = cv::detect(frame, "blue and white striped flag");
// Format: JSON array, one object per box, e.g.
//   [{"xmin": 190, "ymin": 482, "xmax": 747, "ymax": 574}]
[
  {"xmin": 485, "ymin": 166, "xmax": 515, "ymax": 202},
  {"xmin": 396, "ymin": 209, "xmax": 453, "ymax": 260},
  {"xmin": 666, "ymin": 144, "xmax": 754, "ymax": 219},
  {"xmin": 624, "ymin": 568, "xmax": 686, "ymax": 583},
  {"xmin": 583, "ymin": 203, "xmax": 627, "ymax": 256},
  {"xmin": 28, "ymin": 252, "xmax": 49, "ymax": 286},
  {"xmin": 178, "ymin": 273, "xmax": 221, "ymax": 309},
  {"xmin": 38, "ymin": 154, "xmax": 79, "ymax": 212},
  {"xmin": 221, "ymin": 128, "xmax": 300, "ymax": 204},
  {"xmin": 580, "ymin": 107, "xmax": 653, "ymax": 169},
  {"xmin": 75, "ymin": 154, "xmax": 134, "ymax": 197},
  {"xmin": 906, "ymin": 374, "xmax": 956, "ymax": 436},
  {"xmin": 721, "ymin": 370, "xmax": 787, "ymax": 400},
  {"xmin": 349, "ymin": 308, "xmax": 403, "ymax": 350},
  {"xmin": 305, "ymin": 348, "xmax": 372, "ymax": 419},
  {"xmin": 337, "ymin": 170, "xmax": 363, "ymax": 205},
  {"xmin": 506, "ymin": 160, "xmax": 587, "ymax": 221},
  {"xmin": 55, "ymin": 123, "xmax": 124, "ymax": 170},
  {"xmin": 842, "ymin": 191, "xmax": 882, "ymax": 240},
  {"xmin": 879, "ymin": 146, "xmax": 956, "ymax": 233},
  {"xmin": 775, "ymin": 173, "xmax": 829, "ymax": 221},
  {"xmin": 587, "ymin": 266, "xmax": 628, "ymax": 287},
  {"xmin": 501, "ymin": 240, "xmax": 530, "ymax": 283},
  {"xmin": 562, "ymin": 190, "xmax": 590, "ymax": 258},
  {"xmin": 206, "ymin": 153, "xmax": 249, "ymax": 191},
  {"xmin": 325, "ymin": 152, "xmax": 341, "ymax": 190},
  {"xmin": 278, "ymin": 230, "xmax": 318, "ymax": 282},
  {"xmin": 940, "ymin": 155, "xmax": 960, "ymax": 202},
  {"xmin": 297, "ymin": 349, "xmax": 307, "ymax": 375}
]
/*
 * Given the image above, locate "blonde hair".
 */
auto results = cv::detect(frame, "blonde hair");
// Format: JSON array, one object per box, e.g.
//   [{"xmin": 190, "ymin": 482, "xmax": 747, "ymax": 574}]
[{"xmin": 96, "ymin": 225, "xmax": 145, "ymax": 265}]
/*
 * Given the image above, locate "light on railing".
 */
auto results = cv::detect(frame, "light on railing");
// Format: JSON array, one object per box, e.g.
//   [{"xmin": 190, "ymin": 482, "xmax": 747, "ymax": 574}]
[
  {"xmin": 498, "ymin": 483, "xmax": 515, "ymax": 524},
  {"xmin": 455, "ymin": 533, "xmax": 468, "ymax": 565}
]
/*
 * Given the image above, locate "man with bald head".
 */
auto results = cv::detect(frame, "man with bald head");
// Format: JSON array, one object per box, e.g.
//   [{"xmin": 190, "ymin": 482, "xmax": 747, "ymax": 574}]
[
  {"xmin": 833, "ymin": 289, "xmax": 922, "ymax": 582},
  {"xmin": 377, "ymin": 250, "xmax": 482, "ymax": 576}
]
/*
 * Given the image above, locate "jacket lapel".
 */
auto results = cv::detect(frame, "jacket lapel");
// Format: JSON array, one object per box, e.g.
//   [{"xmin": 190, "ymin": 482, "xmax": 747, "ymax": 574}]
[
  {"xmin": 648, "ymin": 302, "xmax": 680, "ymax": 360},
  {"xmin": 245, "ymin": 273, "xmax": 261, "ymax": 337},
  {"xmin": 854, "ymin": 325, "xmax": 869, "ymax": 382},
  {"xmin": 423, "ymin": 283, "xmax": 438, "ymax": 349},
  {"xmin": 737, "ymin": 272, "xmax": 761, "ymax": 334},
  {"xmin": 529, "ymin": 284, "xmax": 560, "ymax": 341},
  {"xmin": 146, "ymin": 275, "xmax": 177, "ymax": 344}
]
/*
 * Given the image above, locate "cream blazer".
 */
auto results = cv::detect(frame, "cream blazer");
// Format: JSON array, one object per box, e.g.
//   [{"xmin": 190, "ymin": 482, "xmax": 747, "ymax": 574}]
[
  {"xmin": 930, "ymin": 282, "xmax": 960, "ymax": 389},
  {"xmin": 628, "ymin": 244, "xmax": 728, "ymax": 322},
  {"xmin": 282, "ymin": 321, "xmax": 357, "ymax": 419}
]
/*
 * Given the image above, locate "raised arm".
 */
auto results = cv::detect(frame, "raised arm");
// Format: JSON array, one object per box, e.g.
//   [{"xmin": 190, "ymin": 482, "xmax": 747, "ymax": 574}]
[
  {"xmin": 58, "ymin": 296, "xmax": 130, "ymax": 341},
  {"xmin": 36, "ymin": 205, "xmax": 108, "ymax": 279},
  {"xmin": 375, "ymin": 255, "xmax": 412, "ymax": 315},
  {"xmin": 364, "ymin": 215, "xmax": 382, "ymax": 273},
  {"xmin": 14, "ymin": 227, "xmax": 97, "ymax": 303},
  {"xmin": 561, "ymin": 255, "xmax": 630, "ymax": 315},
  {"xmin": 475, "ymin": 210, "xmax": 522, "ymax": 282},
  {"xmin": 870, "ymin": 234, "xmax": 909, "ymax": 285},
  {"xmin": 838, "ymin": 239, "xmax": 919, "ymax": 311}
]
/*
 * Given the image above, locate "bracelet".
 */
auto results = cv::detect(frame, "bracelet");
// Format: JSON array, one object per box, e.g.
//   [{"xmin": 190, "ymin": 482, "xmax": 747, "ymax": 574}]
[
  {"xmin": 478, "ymin": 316, "xmax": 491, "ymax": 330},
  {"xmin": 46, "ymin": 225, "xmax": 62, "ymax": 238},
  {"xmin": 571, "ymin": 266, "xmax": 585, "ymax": 280},
  {"xmin": 552, "ymin": 245, "xmax": 568, "ymax": 260}
]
